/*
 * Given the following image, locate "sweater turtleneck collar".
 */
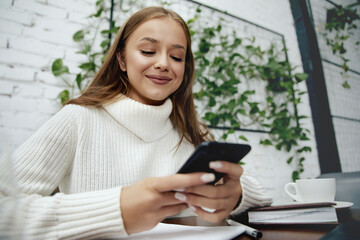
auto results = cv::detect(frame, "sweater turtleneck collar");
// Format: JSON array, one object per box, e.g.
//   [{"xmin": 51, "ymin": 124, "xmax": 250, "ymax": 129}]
[{"xmin": 103, "ymin": 96, "xmax": 174, "ymax": 142}]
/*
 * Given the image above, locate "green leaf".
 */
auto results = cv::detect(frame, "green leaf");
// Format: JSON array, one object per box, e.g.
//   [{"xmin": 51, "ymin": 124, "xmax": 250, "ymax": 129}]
[
  {"xmin": 228, "ymin": 128, "xmax": 235, "ymax": 134},
  {"xmin": 208, "ymin": 96, "xmax": 216, "ymax": 107},
  {"xmin": 285, "ymin": 143, "xmax": 292, "ymax": 152},
  {"xmin": 260, "ymin": 139, "xmax": 272, "ymax": 145},
  {"xmin": 236, "ymin": 108, "xmax": 246, "ymax": 115},
  {"xmin": 90, "ymin": 52, "xmax": 101, "ymax": 58},
  {"xmin": 204, "ymin": 112, "xmax": 219, "ymax": 126},
  {"xmin": 100, "ymin": 39, "xmax": 110, "ymax": 49},
  {"xmin": 75, "ymin": 74, "xmax": 82, "ymax": 91},
  {"xmin": 298, "ymin": 115, "xmax": 308, "ymax": 120},
  {"xmin": 96, "ymin": 0, "xmax": 104, "ymax": 6},
  {"xmin": 57, "ymin": 89, "xmax": 69, "ymax": 105},
  {"xmin": 199, "ymin": 39, "xmax": 211, "ymax": 53},
  {"xmin": 73, "ymin": 30, "xmax": 84, "ymax": 42},
  {"xmin": 52, "ymin": 58, "xmax": 62, "ymax": 72},
  {"xmin": 294, "ymin": 73, "xmax": 308, "ymax": 82},
  {"xmin": 89, "ymin": 7, "xmax": 103, "ymax": 18},
  {"xmin": 79, "ymin": 62, "xmax": 96, "ymax": 71},
  {"xmin": 239, "ymin": 135, "xmax": 248, "ymax": 141},
  {"xmin": 287, "ymin": 157, "xmax": 293, "ymax": 164},
  {"xmin": 230, "ymin": 52, "xmax": 244, "ymax": 61},
  {"xmin": 216, "ymin": 24, "xmax": 222, "ymax": 32},
  {"xmin": 300, "ymin": 133, "xmax": 310, "ymax": 141},
  {"xmin": 101, "ymin": 26, "xmax": 120, "ymax": 35},
  {"xmin": 275, "ymin": 143, "xmax": 282, "ymax": 150},
  {"xmin": 101, "ymin": 54, "xmax": 107, "ymax": 64},
  {"xmin": 292, "ymin": 171, "xmax": 299, "ymax": 182},
  {"xmin": 342, "ymin": 80, "xmax": 351, "ymax": 89},
  {"xmin": 249, "ymin": 103, "xmax": 259, "ymax": 115},
  {"xmin": 76, "ymin": 45, "xmax": 91, "ymax": 55},
  {"xmin": 52, "ymin": 59, "xmax": 69, "ymax": 76},
  {"xmin": 297, "ymin": 146, "xmax": 312, "ymax": 153},
  {"xmin": 187, "ymin": 16, "xmax": 198, "ymax": 25}
]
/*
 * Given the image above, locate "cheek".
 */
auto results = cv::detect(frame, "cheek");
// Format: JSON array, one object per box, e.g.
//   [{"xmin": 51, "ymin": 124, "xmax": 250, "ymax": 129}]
[
  {"xmin": 127, "ymin": 53, "xmax": 152, "ymax": 71},
  {"xmin": 172, "ymin": 63, "xmax": 185, "ymax": 80}
]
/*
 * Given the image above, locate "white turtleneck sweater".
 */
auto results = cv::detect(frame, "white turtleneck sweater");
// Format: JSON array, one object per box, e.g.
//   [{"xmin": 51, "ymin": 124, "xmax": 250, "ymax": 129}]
[{"xmin": 0, "ymin": 96, "xmax": 272, "ymax": 239}]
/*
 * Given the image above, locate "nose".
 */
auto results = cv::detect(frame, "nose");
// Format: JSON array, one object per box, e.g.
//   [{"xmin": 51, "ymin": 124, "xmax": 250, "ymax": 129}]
[{"xmin": 153, "ymin": 53, "xmax": 169, "ymax": 72}]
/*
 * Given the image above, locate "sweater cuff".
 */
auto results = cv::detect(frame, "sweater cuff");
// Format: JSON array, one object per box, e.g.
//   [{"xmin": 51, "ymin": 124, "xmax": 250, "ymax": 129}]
[
  {"xmin": 231, "ymin": 174, "xmax": 273, "ymax": 216},
  {"xmin": 56, "ymin": 187, "xmax": 127, "ymax": 239}
]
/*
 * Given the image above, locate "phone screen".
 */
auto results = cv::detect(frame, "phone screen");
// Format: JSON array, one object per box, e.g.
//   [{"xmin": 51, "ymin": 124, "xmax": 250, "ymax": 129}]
[{"xmin": 177, "ymin": 142, "xmax": 251, "ymax": 184}]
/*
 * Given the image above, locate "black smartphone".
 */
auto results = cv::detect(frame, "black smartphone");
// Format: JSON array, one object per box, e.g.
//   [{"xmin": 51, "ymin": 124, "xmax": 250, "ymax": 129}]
[{"xmin": 177, "ymin": 142, "xmax": 251, "ymax": 184}]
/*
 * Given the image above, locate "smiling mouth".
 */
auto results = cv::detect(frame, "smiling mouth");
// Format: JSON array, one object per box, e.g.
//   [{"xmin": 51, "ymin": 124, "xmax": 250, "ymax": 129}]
[{"xmin": 146, "ymin": 75, "xmax": 172, "ymax": 85}]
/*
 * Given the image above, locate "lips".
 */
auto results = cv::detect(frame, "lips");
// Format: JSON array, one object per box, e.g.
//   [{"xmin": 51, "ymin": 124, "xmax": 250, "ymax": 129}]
[{"xmin": 146, "ymin": 75, "xmax": 172, "ymax": 85}]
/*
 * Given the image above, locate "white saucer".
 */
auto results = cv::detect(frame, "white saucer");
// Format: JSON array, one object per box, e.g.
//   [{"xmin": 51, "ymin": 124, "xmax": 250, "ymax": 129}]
[
  {"xmin": 333, "ymin": 201, "xmax": 354, "ymax": 209},
  {"xmin": 289, "ymin": 200, "xmax": 354, "ymax": 209}
]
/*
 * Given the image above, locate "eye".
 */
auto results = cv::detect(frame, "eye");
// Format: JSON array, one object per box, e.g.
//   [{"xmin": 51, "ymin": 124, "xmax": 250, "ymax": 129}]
[
  {"xmin": 141, "ymin": 50, "xmax": 155, "ymax": 55},
  {"xmin": 171, "ymin": 56, "xmax": 184, "ymax": 62}
]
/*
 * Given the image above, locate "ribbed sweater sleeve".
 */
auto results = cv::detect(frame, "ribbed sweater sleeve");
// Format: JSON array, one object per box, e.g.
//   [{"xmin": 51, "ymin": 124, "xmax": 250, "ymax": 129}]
[
  {"xmin": 231, "ymin": 173, "xmax": 273, "ymax": 216},
  {"xmin": 0, "ymin": 106, "xmax": 126, "ymax": 239}
]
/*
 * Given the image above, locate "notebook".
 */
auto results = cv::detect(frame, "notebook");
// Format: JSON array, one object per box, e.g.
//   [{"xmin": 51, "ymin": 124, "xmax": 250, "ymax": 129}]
[{"xmin": 248, "ymin": 202, "xmax": 338, "ymax": 224}]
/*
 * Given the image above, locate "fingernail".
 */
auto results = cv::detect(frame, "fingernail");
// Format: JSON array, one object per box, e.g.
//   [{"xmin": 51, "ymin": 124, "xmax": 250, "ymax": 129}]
[
  {"xmin": 188, "ymin": 205, "xmax": 197, "ymax": 213},
  {"xmin": 209, "ymin": 161, "xmax": 222, "ymax": 169},
  {"xmin": 201, "ymin": 173, "xmax": 215, "ymax": 183},
  {"xmin": 201, "ymin": 206, "xmax": 216, "ymax": 213},
  {"xmin": 174, "ymin": 188, "xmax": 185, "ymax": 192},
  {"xmin": 174, "ymin": 192, "xmax": 187, "ymax": 201}
]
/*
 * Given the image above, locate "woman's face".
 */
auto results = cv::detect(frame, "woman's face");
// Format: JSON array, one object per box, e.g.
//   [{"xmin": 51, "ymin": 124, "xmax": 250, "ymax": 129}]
[{"xmin": 119, "ymin": 17, "xmax": 187, "ymax": 105}]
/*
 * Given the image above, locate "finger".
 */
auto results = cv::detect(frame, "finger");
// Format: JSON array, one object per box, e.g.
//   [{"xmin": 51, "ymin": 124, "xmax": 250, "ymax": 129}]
[
  {"xmin": 176, "ymin": 192, "xmax": 230, "ymax": 211},
  {"xmin": 186, "ymin": 175, "xmax": 241, "ymax": 198},
  {"xmin": 157, "ymin": 191, "xmax": 193, "ymax": 206},
  {"xmin": 184, "ymin": 183, "xmax": 236, "ymax": 199},
  {"xmin": 157, "ymin": 203, "xmax": 189, "ymax": 219},
  {"xmin": 152, "ymin": 173, "xmax": 215, "ymax": 192},
  {"xmin": 209, "ymin": 161, "xmax": 243, "ymax": 180},
  {"xmin": 192, "ymin": 206, "xmax": 228, "ymax": 223}
]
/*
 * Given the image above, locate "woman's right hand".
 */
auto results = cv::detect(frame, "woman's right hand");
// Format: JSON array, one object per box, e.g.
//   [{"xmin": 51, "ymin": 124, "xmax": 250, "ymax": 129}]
[{"xmin": 120, "ymin": 172, "xmax": 215, "ymax": 234}]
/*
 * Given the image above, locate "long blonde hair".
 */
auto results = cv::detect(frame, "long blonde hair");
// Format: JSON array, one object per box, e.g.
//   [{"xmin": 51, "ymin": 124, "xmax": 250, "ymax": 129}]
[{"xmin": 67, "ymin": 6, "xmax": 211, "ymax": 146}]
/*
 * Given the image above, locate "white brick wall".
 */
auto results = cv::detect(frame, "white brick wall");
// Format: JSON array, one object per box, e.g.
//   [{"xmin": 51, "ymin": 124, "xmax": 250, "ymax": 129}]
[
  {"xmin": 0, "ymin": 0, "xmax": 320, "ymax": 204},
  {"xmin": 0, "ymin": 0, "xmax": 97, "ymax": 156}
]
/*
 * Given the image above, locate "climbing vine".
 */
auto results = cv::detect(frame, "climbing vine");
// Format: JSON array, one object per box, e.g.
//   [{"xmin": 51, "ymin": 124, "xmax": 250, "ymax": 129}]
[
  {"xmin": 188, "ymin": 8, "xmax": 311, "ymax": 181},
  {"xmin": 51, "ymin": 1, "xmax": 311, "ymax": 181},
  {"xmin": 52, "ymin": 0, "xmax": 126, "ymax": 104},
  {"xmin": 323, "ymin": 1, "xmax": 360, "ymax": 88}
]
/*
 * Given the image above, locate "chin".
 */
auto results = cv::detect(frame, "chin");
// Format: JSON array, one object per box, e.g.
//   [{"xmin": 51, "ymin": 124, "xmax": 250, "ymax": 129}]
[
  {"xmin": 141, "ymin": 95, "xmax": 167, "ymax": 105},
  {"xmin": 148, "ymin": 92, "xmax": 173, "ymax": 102}
]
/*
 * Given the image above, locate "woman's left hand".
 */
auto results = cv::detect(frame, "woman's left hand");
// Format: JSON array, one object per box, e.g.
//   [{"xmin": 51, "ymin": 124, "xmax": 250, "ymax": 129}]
[{"xmin": 174, "ymin": 161, "xmax": 243, "ymax": 223}]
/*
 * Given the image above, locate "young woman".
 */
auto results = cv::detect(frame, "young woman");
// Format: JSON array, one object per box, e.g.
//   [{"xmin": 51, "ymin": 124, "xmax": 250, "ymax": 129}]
[{"xmin": 1, "ymin": 7, "xmax": 272, "ymax": 239}]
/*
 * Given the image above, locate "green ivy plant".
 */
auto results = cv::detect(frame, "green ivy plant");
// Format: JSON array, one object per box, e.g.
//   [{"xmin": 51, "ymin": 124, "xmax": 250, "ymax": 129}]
[
  {"xmin": 51, "ymin": 0, "xmax": 121, "ymax": 104},
  {"xmin": 52, "ymin": 1, "xmax": 312, "ymax": 181},
  {"xmin": 323, "ymin": 1, "xmax": 360, "ymax": 89},
  {"xmin": 188, "ymin": 9, "xmax": 311, "ymax": 181}
]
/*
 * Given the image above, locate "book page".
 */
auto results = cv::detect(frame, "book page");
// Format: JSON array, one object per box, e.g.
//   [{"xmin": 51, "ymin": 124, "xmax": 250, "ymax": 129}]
[
  {"xmin": 117, "ymin": 223, "xmax": 245, "ymax": 240},
  {"xmin": 249, "ymin": 207, "xmax": 338, "ymax": 224}
]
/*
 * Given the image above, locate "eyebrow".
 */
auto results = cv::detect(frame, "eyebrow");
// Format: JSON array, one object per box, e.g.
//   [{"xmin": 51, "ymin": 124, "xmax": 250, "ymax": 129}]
[{"xmin": 139, "ymin": 37, "xmax": 186, "ymax": 50}]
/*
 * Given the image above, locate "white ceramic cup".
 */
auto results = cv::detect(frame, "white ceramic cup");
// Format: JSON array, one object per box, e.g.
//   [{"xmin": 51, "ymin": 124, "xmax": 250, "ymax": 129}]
[{"xmin": 284, "ymin": 178, "xmax": 336, "ymax": 203}]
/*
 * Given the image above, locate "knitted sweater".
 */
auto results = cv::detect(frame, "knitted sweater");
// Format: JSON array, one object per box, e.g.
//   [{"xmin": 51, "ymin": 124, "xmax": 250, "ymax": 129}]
[{"xmin": 0, "ymin": 96, "xmax": 272, "ymax": 239}]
